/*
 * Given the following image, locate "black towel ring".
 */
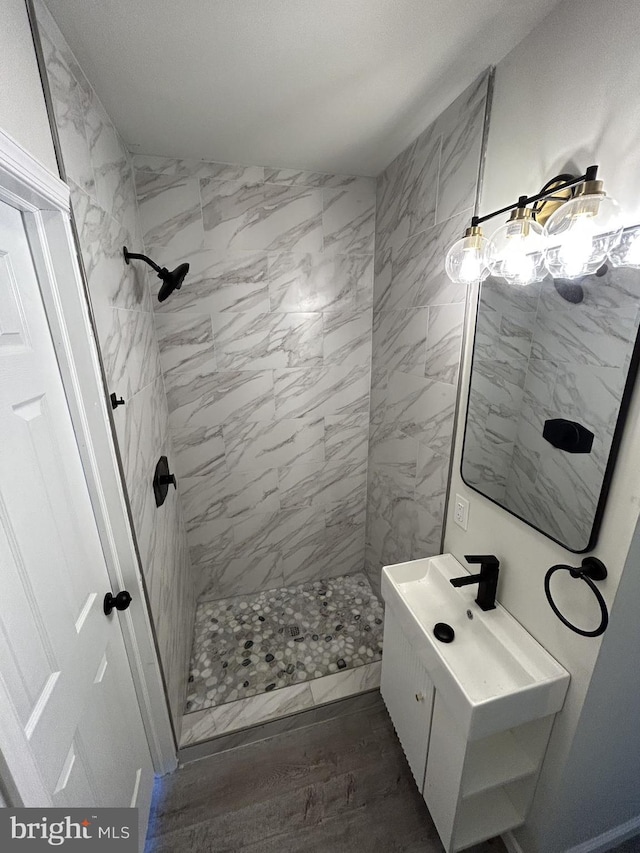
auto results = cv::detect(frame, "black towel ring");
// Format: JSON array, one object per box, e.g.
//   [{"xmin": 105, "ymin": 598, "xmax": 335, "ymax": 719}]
[{"xmin": 544, "ymin": 557, "xmax": 609, "ymax": 637}]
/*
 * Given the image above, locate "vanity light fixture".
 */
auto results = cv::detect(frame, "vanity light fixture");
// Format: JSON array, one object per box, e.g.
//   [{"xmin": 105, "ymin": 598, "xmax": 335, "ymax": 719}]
[
  {"xmin": 486, "ymin": 197, "xmax": 546, "ymax": 286},
  {"xmin": 445, "ymin": 165, "xmax": 624, "ymax": 286},
  {"xmin": 544, "ymin": 167, "xmax": 623, "ymax": 278},
  {"xmin": 444, "ymin": 225, "xmax": 492, "ymax": 285}
]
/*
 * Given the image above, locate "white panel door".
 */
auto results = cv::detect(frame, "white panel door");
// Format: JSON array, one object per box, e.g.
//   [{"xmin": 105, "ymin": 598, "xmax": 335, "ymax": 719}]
[
  {"xmin": 380, "ymin": 609, "xmax": 435, "ymax": 789},
  {"xmin": 0, "ymin": 200, "xmax": 154, "ymax": 839}
]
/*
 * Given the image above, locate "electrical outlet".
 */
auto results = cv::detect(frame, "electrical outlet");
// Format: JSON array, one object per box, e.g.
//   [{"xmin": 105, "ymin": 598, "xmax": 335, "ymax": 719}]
[{"xmin": 454, "ymin": 494, "xmax": 469, "ymax": 530}]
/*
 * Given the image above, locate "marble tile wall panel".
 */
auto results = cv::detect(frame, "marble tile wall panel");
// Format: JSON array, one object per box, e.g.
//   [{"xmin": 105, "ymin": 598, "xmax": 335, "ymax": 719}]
[
  {"xmin": 372, "ymin": 308, "xmax": 429, "ymax": 377},
  {"xmin": 282, "ymin": 523, "xmax": 366, "ymax": 586},
  {"xmin": 323, "ymin": 308, "xmax": 373, "ymax": 367},
  {"xmin": 134, "ymin": 154, "xmax": 375, "ymax": 600},
  {"xmin": 36, "ymin": 0, "xmax": 195, "ymax": 733},
  {"xmin": 374, "ymin": 128, "xmax": 439, "ymax": 261},
  {"xmin": 365, "ymin": 73, "xmax": 490, "ymax": 594},
  {"xmin": 154, "ymin": 313, "xmax": 217, "ymax": 378},
  {"xmin": 425, "ymin": 303, "xmax": 465, "ymax": 384},
  {"xmin": 268, "ymin": 252, "xmax": 368, "ymax": 313},
  {"xmin": 166, "ymin": 369, "xmax": 276, "ymax": 429},
  {"xmin": 201, "ymin": 180, "xmax": 323, "ymax": 255},
  {"xmin": 263, "ymin": 168, "xmax": 361, "ymax": 189},
  {"xmin": 134, "ymin": 154, "xmax": 264, "ymax": 192},
  {"xmin": 278, "ymin": 459, "xmax": 367, "ymax": 510},
  {"xmin": 322, "ymin": 180, "xmax": 376, "ymax": 255},
  {"xmin": 325, "ymin": 413, "xmax": 369, "ymax": 464},
  {"xmin": 181, "ymin": 468, "xmax": 280, "ymax": 530},
  {"xmin": 435, "ymin": 75, "xmax": 488, "ymax": 225},
  {"xmin": 381, "ymin": 210, "xmax": 470, "ymax": 313},
  {"xmin": 273, "ymin": 364, "xmax": 370, "ymax": 419},
  {"xmin": 211, "ymin": 311, "xmax": 323, "ymax": 370},
  {"xmin": 325, "ymin": 487, "xmax": 368, "ymax": 529},
  {"xmin": 171, "ymin": 425, "xmax": 226, "ymax": 479},
  {"xmin": 153, "ymin": 250, "xmax": 270, "ymax": 314},
  {"xmin": 137, "ymin": 175, "xmax": 204, "ymax": 269},
  {"xmin": 222, "ymin": 418, "xmax": 325, "ymax": 472},
  {"xmin": 37, "ymin": 8, "xmax": 94, "ymax": 196}
]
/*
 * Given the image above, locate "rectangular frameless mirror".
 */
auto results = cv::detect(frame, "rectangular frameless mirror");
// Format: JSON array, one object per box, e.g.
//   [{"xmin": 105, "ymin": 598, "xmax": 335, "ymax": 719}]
[{"xmin": 461, "ymin": 229, "xmax": 640, "ymax": 552}]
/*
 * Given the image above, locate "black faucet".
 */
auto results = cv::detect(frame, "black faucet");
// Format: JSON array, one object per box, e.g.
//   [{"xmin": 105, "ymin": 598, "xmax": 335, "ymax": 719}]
[{"xmin": 450, "ymin": 555, "xmax": 500, "ymax": 611}]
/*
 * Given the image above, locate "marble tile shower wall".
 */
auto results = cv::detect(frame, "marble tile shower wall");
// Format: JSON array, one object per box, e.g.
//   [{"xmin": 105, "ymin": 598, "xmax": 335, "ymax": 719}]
[
  {"xmin": 133, "ymin": 156, "xmax": 376, "ymax": 601},
  {"xmin": 365, "ymin": 74, "xmax": 489, "ymax": 598},
  {"xmin": 35, "ymin": 1, "xmax": 195, "ymax": 731}
]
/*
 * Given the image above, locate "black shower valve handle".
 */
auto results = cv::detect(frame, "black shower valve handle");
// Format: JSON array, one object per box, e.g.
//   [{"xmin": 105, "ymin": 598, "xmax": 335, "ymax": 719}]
[{"xmin": 153, "ymin": 455, "xmax": 177, "ymax": 507}]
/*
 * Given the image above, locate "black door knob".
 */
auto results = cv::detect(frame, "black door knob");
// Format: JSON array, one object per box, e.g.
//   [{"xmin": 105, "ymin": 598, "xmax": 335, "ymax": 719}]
[
  {"xmin": 158, "ymin": 473, "xmax": 176, "ymax": 488},
  {"xmin": 104, "ymin": 590, "xmax": 132, "ymax": 616}
]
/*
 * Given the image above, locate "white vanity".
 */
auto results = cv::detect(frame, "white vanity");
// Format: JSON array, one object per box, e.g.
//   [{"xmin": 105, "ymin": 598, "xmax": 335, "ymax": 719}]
[{"xmin": 380, "ymin": 554, "xmax": 570, "ymax": 852}]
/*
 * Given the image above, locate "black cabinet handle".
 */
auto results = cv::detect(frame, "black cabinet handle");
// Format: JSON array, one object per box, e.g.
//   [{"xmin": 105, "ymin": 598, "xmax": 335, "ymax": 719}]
[{"xmin": 110, "ymin": 392, "xmax": 125, "ymax": 409}]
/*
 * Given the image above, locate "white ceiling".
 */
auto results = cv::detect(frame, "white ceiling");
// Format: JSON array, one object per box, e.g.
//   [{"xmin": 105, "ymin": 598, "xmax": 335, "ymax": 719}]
[{"xmin": 44, "ymin": 0, "xmax": 559, "ymax": 177}]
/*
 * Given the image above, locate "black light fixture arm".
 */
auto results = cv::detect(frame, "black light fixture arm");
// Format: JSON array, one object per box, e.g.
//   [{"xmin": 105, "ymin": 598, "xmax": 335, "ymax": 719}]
[
  {"xmin": 123, "ymin": 246, "xmax": 162, "ymax": 274},
  {"xmin": 470, "ymin": 165, "xmax": 599, "ymax": 228}
]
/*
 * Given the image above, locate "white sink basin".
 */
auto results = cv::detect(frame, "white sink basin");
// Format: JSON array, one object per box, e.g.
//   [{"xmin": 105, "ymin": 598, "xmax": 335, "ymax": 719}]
[{"xmin": 382, "ymin": 553, "xmax": 570, "ymax": 740}]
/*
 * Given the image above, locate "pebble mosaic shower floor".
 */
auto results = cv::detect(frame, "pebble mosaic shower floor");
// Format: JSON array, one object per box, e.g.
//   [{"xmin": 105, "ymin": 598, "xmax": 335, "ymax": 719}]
[{"xmin": 185, "ymin": 572, "xmax": 384, "ymax": 712}]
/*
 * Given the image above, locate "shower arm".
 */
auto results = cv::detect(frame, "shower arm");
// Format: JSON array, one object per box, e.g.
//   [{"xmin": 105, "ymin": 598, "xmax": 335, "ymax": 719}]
[{"xmin": 123, "ymin": 247, "xmax": 163, "ymax": 274}]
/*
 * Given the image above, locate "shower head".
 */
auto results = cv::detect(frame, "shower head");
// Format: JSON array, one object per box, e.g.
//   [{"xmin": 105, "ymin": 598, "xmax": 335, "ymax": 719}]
[
  {"xmin": 123, "ymin": 247, "xmax": 190, "ymax": 302},
  {"xmin": 157, "ymin": 262, "xmax": 189, "ymax": 302}
]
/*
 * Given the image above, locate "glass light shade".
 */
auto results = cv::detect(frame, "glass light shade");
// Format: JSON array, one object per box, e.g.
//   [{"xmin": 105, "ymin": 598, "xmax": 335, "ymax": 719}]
[
  {"xmin": 609, "ymin": 225, "xmax": 640, "ymax": 268},
  {"xmin": 544, "ymin": 192, "xmax": 623, "ymax": 278},
  {"xmin": 445, "ymin": 228, "xmax": 491, "ymax": 285},
  {"xmin": 487, "ymin": 213, "xmax": 546, "ymax": 286}
]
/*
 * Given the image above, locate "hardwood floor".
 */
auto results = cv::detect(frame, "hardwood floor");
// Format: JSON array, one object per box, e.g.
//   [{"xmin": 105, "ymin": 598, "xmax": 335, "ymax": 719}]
[{"xmin": 145, "ymin": 694, "xmax": 507, "ymax": 853}]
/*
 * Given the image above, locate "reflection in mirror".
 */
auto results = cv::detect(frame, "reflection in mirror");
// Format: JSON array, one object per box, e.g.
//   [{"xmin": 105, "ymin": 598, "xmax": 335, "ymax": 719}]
[{"xmin": 462, "ymin": 240, "xmax": 640, "ymax": 552}]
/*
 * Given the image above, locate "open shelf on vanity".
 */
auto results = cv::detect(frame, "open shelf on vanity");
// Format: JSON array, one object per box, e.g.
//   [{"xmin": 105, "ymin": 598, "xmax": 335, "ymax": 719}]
[
  {"xmin": 454, "ymin": 782, "xmax": 525, "ymax": 850},
  {"xmin": 460, "ymin": 719, "xmax": 550, "ymax": 798}
]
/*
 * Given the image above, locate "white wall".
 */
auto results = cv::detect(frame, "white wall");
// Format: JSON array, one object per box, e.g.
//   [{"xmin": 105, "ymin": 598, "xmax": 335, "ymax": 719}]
[
  {"xmin": 557, "ymin": 517, "xmax": 640, "ymax": 850},
  {"xmin": 0, "ymin": 0, "xmax": 57, "ymax": 173},
  {"xmin": 444, "ymin": 1, "xmax": 640, "ymax": 850}
]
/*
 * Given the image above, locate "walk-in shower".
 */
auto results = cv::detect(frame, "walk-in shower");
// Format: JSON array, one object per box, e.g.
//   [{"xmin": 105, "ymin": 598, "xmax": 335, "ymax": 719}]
[{"xmin": 35, "ymin": 0, "xmax": 489, "ymax": 750}]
